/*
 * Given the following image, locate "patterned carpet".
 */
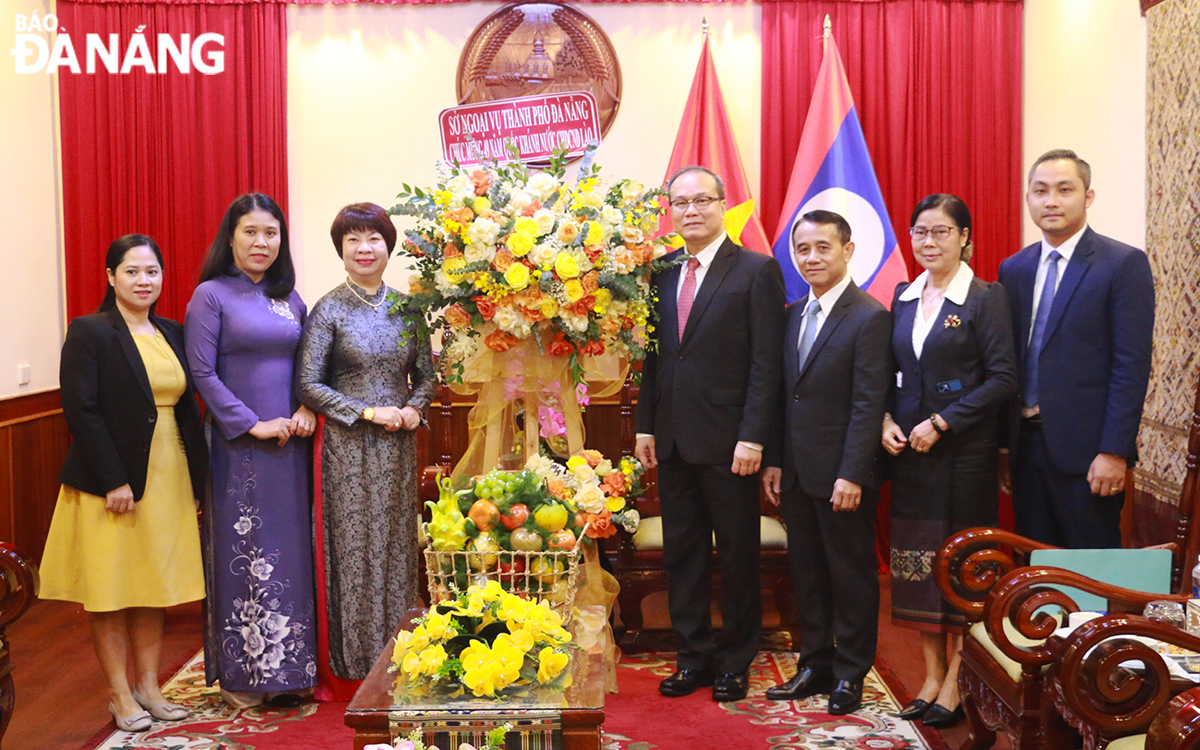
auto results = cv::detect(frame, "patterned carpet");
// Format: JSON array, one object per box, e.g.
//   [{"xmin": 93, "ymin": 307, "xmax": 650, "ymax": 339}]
[{"xmin": 86, "ymin": 648, "xmax": 945, "ymax": 750}]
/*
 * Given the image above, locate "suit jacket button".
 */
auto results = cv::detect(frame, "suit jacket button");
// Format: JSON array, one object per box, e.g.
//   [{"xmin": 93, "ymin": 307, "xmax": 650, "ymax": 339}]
[{"xmin": 793, "ymin": 395, "xmax": 800, "ymax": 402}]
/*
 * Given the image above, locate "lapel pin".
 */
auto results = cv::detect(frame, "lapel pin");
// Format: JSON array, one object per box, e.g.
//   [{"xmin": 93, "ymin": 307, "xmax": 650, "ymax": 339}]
[{"xmin": 944, "ymin": 314, "xmax": 961, "ymax": 329}]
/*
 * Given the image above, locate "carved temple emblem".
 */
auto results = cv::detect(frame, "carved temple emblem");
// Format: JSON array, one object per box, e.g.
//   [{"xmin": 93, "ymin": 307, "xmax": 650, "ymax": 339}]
[{"xmin": 457, "ymin": 2, "xmax": 622, "ymax": 139}]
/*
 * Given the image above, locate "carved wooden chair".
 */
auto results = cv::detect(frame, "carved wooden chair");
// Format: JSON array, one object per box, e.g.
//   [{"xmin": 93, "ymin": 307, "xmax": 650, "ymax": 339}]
[
  {"xmin": 936, "ymin": 370, "xmax": 1200, "ymax": 750},
  {"xmin": 0, "ymin": 542, "xmax": 38, "ymax": 745},
  {"xmin": 608, "ymin": 377, "xmax": 799, "ymax": 646},
  {"xmin": 1050, "ymin": 612, "xmax": 1200, "ymax": 750}
]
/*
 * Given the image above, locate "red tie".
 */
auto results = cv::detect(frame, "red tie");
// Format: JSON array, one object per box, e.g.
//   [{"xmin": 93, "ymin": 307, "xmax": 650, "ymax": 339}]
[{"xmin": 677, "ymin": 257, "xmax": 701, "ymax": 341}]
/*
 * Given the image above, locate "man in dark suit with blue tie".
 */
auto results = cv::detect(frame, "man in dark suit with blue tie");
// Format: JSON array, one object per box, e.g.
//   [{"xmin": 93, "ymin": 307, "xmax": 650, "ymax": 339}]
[
  {"xmin": 635, "ymin": 165, "xmax": 786, "ymax": 702},
  {"xmin": 762, "ymin": 210, "xmax": 891, "ymax": 715},
  {"xmin": 998, "ymin": 149, "xmax": 1155, "ymax": 548}
]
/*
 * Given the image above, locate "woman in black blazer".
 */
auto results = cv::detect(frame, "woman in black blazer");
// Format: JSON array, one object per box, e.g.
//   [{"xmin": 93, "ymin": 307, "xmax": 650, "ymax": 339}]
[
  {"xmin": 881, "ymin": 195, "xmax": 1017, "ymax": 728},
  {"xmin": 39, "ymin": 235, "xmax": 207, "ymax": 732}
]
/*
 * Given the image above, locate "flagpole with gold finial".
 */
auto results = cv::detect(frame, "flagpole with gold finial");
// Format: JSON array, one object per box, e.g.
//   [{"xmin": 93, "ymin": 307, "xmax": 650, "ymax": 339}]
[
  {"xmin": 702, "ymin": 16, "xmax": 709, "ymax": 39},
  {"xmin": 823, "ymin": 14, "xmax": 831, "ymax": 51}
]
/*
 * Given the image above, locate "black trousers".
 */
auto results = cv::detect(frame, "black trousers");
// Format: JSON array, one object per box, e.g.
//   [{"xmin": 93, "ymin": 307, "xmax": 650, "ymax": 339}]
[
  {"xmin": 1013, "ymin": 422, "xmax": 1124, "ymax": 548},
  {"xmin": 781, "ymin": 485, "xmax": 880, "ymax": 683},
  {"xmin": 657, "ymin": 450, "xmax": 762, "ymax": 674}
]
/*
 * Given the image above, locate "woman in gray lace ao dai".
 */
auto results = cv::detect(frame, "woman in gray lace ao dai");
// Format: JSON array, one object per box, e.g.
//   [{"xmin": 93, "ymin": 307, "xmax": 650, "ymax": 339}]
[{"xmin": 296, "ymin": 203, "xmax": 436, "ymax": 680}]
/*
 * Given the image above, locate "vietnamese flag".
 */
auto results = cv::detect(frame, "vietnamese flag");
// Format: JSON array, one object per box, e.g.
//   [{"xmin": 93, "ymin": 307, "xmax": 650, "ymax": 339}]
[
  {"xmin": 662, "ymin": 34, "xmax": 771, "ymax": 255},
  {"xmin": 770, "ymin": 21, "xmax": 907, "ymax": 306}
]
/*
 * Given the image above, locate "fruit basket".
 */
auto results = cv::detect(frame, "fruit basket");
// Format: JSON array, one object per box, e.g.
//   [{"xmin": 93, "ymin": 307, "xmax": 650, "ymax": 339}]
[{"xmin": 423, "ymin": 545, "xmax": 583, "ymax": 625}]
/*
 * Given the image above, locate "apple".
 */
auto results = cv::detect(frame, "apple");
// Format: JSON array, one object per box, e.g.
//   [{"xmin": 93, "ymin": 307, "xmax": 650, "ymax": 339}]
[{"xmin": 501, "ymin": 503, "xmax": 530, "ymax": 531}]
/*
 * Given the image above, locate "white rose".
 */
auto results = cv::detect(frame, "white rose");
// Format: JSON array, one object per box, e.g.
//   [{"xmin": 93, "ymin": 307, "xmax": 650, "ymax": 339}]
[
  {"xmin": 467, "ymin": 217, "xmax": 500, "ymax": 246},
  {"xmin": 601, "ymin": 205, "xmax": 622, "ymax": 225},
  {"xmin": 527, "ymin": 172, "xmax": 558, "ymax": 201},
  {"xmin": 530, "ymin": 242, "xmax": 558, "ymax": 268},
  {"xmin": 434, "ymin": 269, "xmax": 458, "ymax": 294},
  {"xmin": 573, "ymin": 463, "xmax": 597, "ymax": 484},
  {"xmin": 574, "ymin": 483, "xmax": 605, "ymax": 513},
  {"xmin": 532, "ymin": 208, "xmax": 556, "ymax": 236},
  {"xmin": 447, "ymin": 174, "xmax": 473, "ymax": 200},
  {"xmin": 508, "ymin": 189, "xmax": 533, "ymax": 214},
  {"xmin": 621, "ymin": 225, "xmax": 644, "ymax": 244},
  {"xmin": 617, "ymin": 509, "xmax": 640, "ymax": 533},
  {"xmin": 568, "ymin": 314, "xmax": 589, "ymax": 332},
  {"xmin": 493, "ymin": 306, "xmax": 523, "ymax": 334},
  {"xmin": 464, "ymin": 241, "xmax": 495, "ymax": 264}
]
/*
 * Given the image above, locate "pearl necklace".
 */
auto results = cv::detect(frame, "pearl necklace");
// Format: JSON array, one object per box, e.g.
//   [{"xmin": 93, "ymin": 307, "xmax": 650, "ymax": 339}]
[{"xmin": 344, "ymin": 278, "xmax": 387, "ymax": 309}]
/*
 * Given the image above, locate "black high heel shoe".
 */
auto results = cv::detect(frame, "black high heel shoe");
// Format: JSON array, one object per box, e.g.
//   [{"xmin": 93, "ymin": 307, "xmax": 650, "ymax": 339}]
[
  {"xmin": 896, "ymin": 698, "xmax": 931, "ymax": 720},
  {"xmin": 921, "ymin": 703, "xmax": 964, "ymax": 729}
]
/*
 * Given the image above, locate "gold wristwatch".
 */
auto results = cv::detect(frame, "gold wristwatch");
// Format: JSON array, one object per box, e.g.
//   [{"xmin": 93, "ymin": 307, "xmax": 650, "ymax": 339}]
[{"xmin": 362, "ymin": 407, "xmax": 375, "ymax": 422}]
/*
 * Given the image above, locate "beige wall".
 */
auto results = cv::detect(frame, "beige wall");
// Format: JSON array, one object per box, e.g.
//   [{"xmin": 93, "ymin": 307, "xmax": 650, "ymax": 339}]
[
  {"xmin": 1022, "ymin": 0, "xmax": 1147, "ymax": 249},
  {"xmin": 0, "ymin": 1, "xmax": 1155, "ymax": 399},
  {"xmin": 0, "ymin": 0, "xmax": 64, "ymax": 399},
  {"xmin": 286, "ymin": 1, "xmax": 762, "ymax": 306}
]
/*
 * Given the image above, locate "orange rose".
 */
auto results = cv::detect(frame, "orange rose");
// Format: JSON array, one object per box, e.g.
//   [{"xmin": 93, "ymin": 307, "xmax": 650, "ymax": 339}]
[
  {"xmin": 548, "ymin": 333, "xmax": 575, "ymax": 357},
  {"xmin": 602, "ymin": 470, "xmax": 627, "ymax": 495},
  {"xmin": 443, "ymin": 244, "xmax": 463, "ymax": 260},
  {"xmin": 581, "ymin": 510, "xmax": 616, "ymax": 539},
  {"xmin": 473, "ymin": 296, "xmax": 497, "ymax": 321},
  {"xmin": 522, "ymin": 200, "xmax": 542, "ymax": 217},
  {"xmin": 470, "ymin": 169, "xmax": 490, "ymax": 196},
  {"xmin": 571, "ymin": 295, "xmax": 596, "ymax": 317},
  {"xmin": 547, "ymin": 477, "xmax": 570, "ymax": 501},
  {"xmin": 445, "ymin": 304, "xmax": 471, "ymax": 329},
  {"xmin": 581, "ymin": 449, "xmax": 603, "ymax": 466},
  {"xmin": 447, "ymin": 207, "xmax": 475, "ymax": 225},
  {"xmin": 584, "ymin": 245, "xmax": 604, "ymax": 263},
  {"xmin": 484, "ymin": 329, "xmax": 518, "ymax": 352},
  {"xmin": 582, "ymin": 340, "xmax": 606, "ymax": 356},
  {"xmin": 409, "ymin": 276, "xmax": 428, "ymax": 295},
  {"xmin": 600, "ymin": 317, "xmax": 621, "ymax": 336},
  {"xmin": 492, "ymin": 249, "xmax": 514, "ymax": 272},
  {"xmin": 557, "ymin": 222, "xmax": 581, "ymax": 244},
  {"xmin": 581, "ymin": 270, "xmax": 600, "ymax": 294}
]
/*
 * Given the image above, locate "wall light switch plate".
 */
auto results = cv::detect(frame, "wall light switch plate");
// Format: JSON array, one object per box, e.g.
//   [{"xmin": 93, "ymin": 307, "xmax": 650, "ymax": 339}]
[{"xmin": 17, "ymin": 364, "xmax": 30, "ymax": 385}]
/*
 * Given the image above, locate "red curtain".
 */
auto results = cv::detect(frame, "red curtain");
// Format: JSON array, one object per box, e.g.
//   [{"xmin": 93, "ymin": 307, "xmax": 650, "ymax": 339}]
[
  {"xmin": 58, "ymin": 1, "xmax": 288, "ymax": 323},
  {"xmin": 761, "ymin": 0, "xmax": 1023, "ymax": 285}
]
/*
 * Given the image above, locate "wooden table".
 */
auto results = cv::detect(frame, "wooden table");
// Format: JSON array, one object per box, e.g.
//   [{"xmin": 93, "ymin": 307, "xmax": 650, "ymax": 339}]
[{"xmin": 345, "ymin": 612, "xmax": 605, "ymax": 750}]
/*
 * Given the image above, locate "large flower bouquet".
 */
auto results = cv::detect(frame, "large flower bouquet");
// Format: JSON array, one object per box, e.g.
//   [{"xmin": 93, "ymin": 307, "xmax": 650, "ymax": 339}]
[
  {"xmin": 391, "ymin": 582, "xmax": 573, "ymax": 700},
  {"xmin": 389, "ymin": 145, "xmax": 670, "ymax": 385}
]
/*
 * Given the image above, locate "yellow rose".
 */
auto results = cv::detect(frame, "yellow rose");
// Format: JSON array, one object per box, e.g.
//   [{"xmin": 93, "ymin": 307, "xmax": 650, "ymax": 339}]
[
  {"xmin": 506, "ymin": 232, "xmax": 534, "ymax": 257},
  {"xmin": 605, "ymin": 494, "xmax": 626, "ymax": 512},
  {"xmin": 557, "ymin": 221, "xmax": 581, "ymax": 244},
  {"xmin": 593, "ymin": 288, "xmax": 612, "ymax": 308},
  {"xmin": 563, "ymin": 279, "xmax": 585, "ymax": 302},
  {"xmin": 504, "ymin": 263, "xmax": 531, "ymax": 290},
  {"xmin": 585, "ymin": 221, "xmax": 606, "ymax": 246},
  {"xmin": 513, "ymin": 216, "xmax": 539, "ymax": 237},
  {"xmin": 555, "ymin": 253, "xmax": 580, "ymax": 279},
  {"xmin": 566, "ymin": 455, "xmax": 588, "ymax": 471},
  {"xmin": 444, "ymin": 256, "xmax": 467, "ymax": 283},
  {"xmin": 541, "ymin": 298, "xmax": 559, "ymax": 318},
  {"xmin": 473, "ymin": 196, "xmax": 492, "ymax": 213}
]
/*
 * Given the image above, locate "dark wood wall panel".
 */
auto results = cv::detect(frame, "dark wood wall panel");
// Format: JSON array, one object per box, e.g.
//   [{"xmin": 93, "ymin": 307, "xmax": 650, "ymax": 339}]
[{"xmin": 0, "ymin": 391, "xmax": 68, "ymax": 563}]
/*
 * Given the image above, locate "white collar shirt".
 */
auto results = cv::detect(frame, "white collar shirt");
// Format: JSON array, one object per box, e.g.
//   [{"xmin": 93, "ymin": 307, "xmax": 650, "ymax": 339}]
[
  {"xmin": 899, "ymin": 262, "xmax": 974, "ymax": 358},
  {"xmin": 1029, "ymin": 224, "xmax": 1086, "ymax": 343},
  {"xmin": 799, "ymin": 271, "xmax": 854, "ymax": 351},
  {"xmin": 676, "ymin": 232, "xmax": 727, "ymax": 302}
]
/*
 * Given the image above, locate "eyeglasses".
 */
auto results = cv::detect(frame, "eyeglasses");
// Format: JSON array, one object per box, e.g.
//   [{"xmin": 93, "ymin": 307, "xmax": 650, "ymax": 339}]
[
  {"xmin": 669, "ymin": 196, "xmax": 722, "ymax": 211},
  {"xmin": 909, "ymin": 226, "xmax": 958, "ymax": 241}
]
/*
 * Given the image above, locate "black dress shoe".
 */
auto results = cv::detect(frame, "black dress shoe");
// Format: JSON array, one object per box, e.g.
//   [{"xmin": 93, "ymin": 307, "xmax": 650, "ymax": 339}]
[
  {"xmin": 921, "ymin": 703, "xmax": 964, "ymax": 729},
  {"xmin": 711, "ymin": 672, "xmax": 749, "ymax": 702},
  {"xmin": 658, "ymin": 668, "xmax": 715, "ymax": 697},
  {"xmin": 896, "ymin": 698, "xmax": 931, "ymax": 720},
  {"xmin": 765, "ymin": 666, "xmax": 835, "ymax": 700},
  {"xmin": 828, "ymin": 680, "xmax": 863, "ymax": 715}
]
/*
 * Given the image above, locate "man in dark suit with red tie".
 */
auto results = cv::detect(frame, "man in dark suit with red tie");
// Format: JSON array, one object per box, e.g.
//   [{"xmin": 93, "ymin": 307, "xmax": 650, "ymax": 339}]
[
  {"xmin": 762, "ymin": 210, "xmax": 891, "ymax": 715},
  {"xmin": 635, "ymin": 165, "xmax": 786, "ymax": 702},
  {"xmin": 998, "ymin": 149, "xmax": 1155, "ymax": 548}
]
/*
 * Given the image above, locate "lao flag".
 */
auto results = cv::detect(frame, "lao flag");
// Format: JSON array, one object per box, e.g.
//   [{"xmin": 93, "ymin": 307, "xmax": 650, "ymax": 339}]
[{"xmin": 771, "ymin": 27, "xmax": 907, "ymax": 307}]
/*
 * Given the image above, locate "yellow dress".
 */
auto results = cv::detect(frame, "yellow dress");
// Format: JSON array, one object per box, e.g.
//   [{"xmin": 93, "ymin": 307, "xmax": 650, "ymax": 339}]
[{"xmin": 39, "ymin": 331, "xmax": 205, "ymax": 612}]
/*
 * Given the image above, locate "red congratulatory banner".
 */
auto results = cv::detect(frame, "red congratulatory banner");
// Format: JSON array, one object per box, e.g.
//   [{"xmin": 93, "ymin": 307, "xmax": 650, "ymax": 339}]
[{"xmin": 438, "ymin": 91, "xmax": 602, "ymax": 166}]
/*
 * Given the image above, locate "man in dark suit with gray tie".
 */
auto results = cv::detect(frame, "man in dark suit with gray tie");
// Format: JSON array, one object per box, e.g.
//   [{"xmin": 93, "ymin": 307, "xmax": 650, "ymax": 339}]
[
  {"xmin": 997, "ymin": 149, "xmax": 1155, "ymax": 548},
  {"xmin": 635, "ymin": 165, "xmax": 786, "ymax": 702},
  {"xmin": 762, "ymin": 210, "xmax": 891, "ymax": 715}
]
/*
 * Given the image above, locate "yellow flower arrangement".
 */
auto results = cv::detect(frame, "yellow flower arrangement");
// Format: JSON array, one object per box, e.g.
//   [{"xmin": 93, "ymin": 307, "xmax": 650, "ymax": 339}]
[
  {"xmin": 390, "ymin": 581, "xmax": 574, "ymax": 700},
  {"xmin": 388, "ymin": 144, "xmax": 672, "ymax": 386}
]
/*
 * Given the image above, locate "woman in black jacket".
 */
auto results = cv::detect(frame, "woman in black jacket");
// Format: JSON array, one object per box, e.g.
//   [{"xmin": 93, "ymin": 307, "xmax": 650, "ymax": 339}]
[{"xmin": 40, "ymin": 235, "xmax": 207, "ymax": 731}]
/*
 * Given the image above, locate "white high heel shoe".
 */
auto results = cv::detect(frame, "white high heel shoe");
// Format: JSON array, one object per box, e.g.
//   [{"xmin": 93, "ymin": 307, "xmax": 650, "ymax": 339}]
[
  {"xmin": 131, "ymin": 689, "xmax": 189, "ymax": 721},
  {"xmin": 108, "ymin": 701, "xmax": 152, "ymax": 732}
]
